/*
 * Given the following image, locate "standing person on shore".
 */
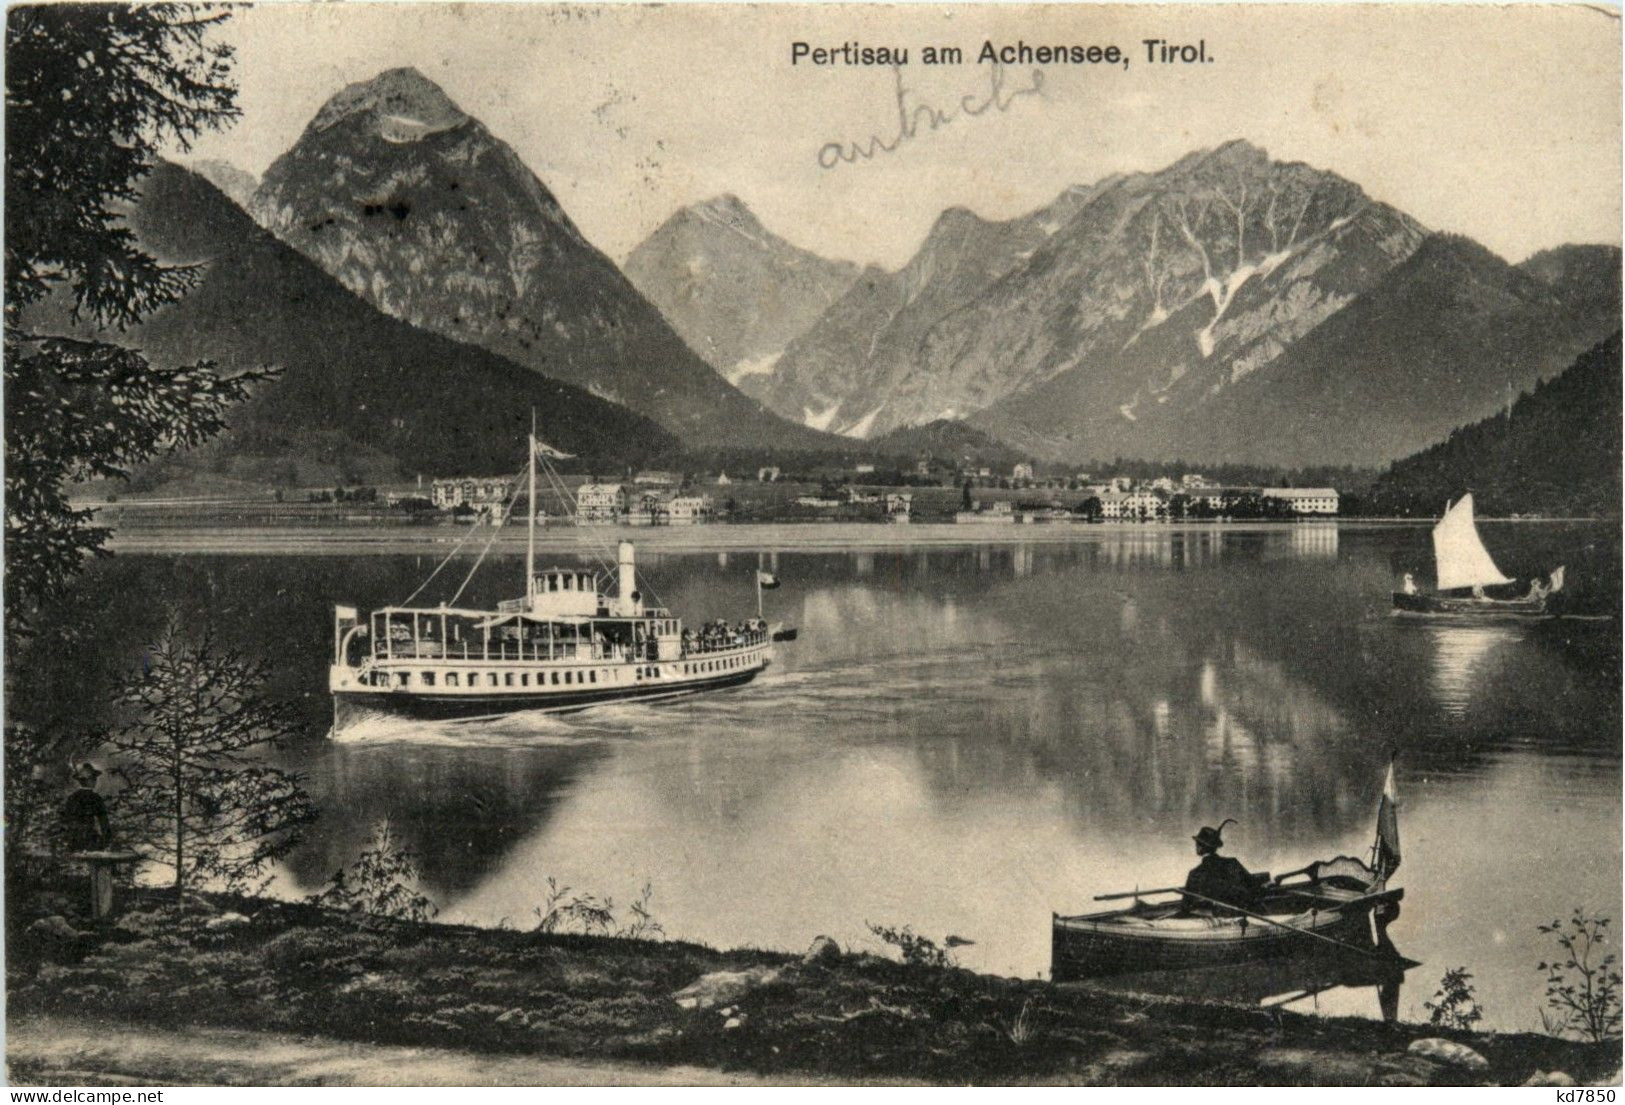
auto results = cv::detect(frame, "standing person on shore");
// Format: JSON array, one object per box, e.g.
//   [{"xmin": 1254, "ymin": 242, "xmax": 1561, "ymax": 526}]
[
  {"xmin": 61, "ymin": 761, "xmax": 115, "ymax": 921},
  {"xmin": 61, "ymin": 761, "xmax": 111, "ymax": 852}
]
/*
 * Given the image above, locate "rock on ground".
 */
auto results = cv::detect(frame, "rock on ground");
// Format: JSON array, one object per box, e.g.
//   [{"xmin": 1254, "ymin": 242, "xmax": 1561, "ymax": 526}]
[
  {"xmin": 802, "ymin": 936, "xmax": 841, "ymax": 966},
  {"xmin": 1408, "ymin": 1037, "xmax": 1489, "ymax": 1072},
  {"xmin": 671, "ymin": 966, "xmax": 782, "ymax": 1011}
]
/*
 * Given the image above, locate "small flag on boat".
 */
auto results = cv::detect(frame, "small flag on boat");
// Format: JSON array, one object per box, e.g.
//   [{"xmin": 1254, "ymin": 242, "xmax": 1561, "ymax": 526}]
[
  {"xmin": 1375, "ymin": 760, "xmax": 1401, "ymax": 878},
  {"xmin": 335, "ymin": 605, "xmax": 359, "ymax": 622},
  {"xmin": 533, "ymin": 438, "xmax": 575, "ymax": 461},
  {"xmin": 756, "ymin": 570, "xmax": 780, "ymax": 589}
]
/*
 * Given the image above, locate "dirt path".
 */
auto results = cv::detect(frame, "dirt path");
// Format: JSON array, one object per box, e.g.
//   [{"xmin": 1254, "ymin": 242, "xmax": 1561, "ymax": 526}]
[{"xmin": 7, "ymin": 1015, "xmax": 915, "ymax": 1087}]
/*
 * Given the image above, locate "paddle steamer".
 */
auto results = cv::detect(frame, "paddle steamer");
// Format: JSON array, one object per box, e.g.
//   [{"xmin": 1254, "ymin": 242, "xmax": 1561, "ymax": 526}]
[{"xmin": 329, "ymin": 431, "xmax": 776, "ymax": 727}]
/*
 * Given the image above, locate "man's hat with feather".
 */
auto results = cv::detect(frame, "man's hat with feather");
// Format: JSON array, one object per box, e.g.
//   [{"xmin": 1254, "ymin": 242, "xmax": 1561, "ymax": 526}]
[{"xmin": 1193, "ymin": 818, "xmax": 1237, "ymax": 851}]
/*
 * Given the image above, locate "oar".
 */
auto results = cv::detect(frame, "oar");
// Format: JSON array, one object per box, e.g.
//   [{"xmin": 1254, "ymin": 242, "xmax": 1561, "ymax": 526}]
[
  {"xmin": 1093, "ymin": 885, "xmax": 1185, "ymax": 902},
  {"xmin": 1175, "ymin": 887, "xmax": 1392, "ymax": 962}
]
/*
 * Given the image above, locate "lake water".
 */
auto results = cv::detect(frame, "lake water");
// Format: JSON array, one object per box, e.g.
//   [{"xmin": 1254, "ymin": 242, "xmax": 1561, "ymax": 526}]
[{"xmin": 18, "ymin": 522, "xmax": 1620, "ymax": 1031}]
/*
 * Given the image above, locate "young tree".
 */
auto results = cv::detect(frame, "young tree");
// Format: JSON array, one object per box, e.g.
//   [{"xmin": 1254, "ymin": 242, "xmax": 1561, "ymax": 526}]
[
  {"xmin": 309, "ymin": 819, "xmax": 437, "ymax": 924},
  {"xmin": 5, "ymin": 5, "xmax": 271, "ymax": 636},
  {"xmin": 108, "ymin": 620, "xmax": 318, "ymax": 895}
]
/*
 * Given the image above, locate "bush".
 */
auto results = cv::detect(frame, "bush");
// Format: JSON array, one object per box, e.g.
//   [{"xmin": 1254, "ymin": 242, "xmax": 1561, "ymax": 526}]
[
  {"xmin": 867, "ymin": 922, "xmax": 953, "ymax": 968},
  {"xmin": 1539, "ymin": 910, "xmax": 1623, "ymax": 1043},
  {"xmin": 308, "ymin": 820, "xmax": 438, "ymax": 923},
  {"xmin": 1423, "ymin": 966, "xmax": 1484, "ymax": 1031},
  {"xmin": 531, "ymin": 876, "xmax": 664, "ymax": 940}
]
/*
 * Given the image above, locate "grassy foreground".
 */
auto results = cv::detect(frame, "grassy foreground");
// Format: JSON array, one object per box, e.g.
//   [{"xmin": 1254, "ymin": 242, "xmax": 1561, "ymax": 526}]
[{"xmin": 7, "ymin": 892, "xmax": 1619, "ymax": 1086}]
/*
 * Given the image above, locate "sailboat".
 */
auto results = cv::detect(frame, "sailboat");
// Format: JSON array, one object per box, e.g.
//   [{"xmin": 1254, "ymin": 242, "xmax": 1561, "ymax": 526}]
[
  {"xmin": 328, "ymin": 426, "xmax": 778, "ymax": 728},
  {"xmin": 1391, "ymin": 493, "xmax": 1563, "ymax": 616}
]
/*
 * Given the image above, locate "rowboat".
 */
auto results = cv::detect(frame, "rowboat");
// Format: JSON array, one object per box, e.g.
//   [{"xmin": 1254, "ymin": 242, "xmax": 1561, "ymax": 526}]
[
  {"xmin": 1053, "ymin": 764, "xmax": 1405, "ymax": 983},
  {"xmin": 1052, "ymin": 856, "xmax": 1401, "ymax": 981},
  {"xmin": 1392, "ymin": 493, "xmax": 1563, "ymax": 617}
]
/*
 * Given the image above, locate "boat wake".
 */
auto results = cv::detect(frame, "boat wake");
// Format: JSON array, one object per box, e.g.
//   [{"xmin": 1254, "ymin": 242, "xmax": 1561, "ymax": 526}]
[{"xmin": 328, "ymin": 708, "xmax": 599, "ymax": 747}]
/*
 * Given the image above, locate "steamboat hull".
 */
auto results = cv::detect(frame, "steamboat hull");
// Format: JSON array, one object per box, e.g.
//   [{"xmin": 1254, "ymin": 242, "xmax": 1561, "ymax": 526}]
[
  {"xmin": 1051, "ymin": 889, "xmax": 1401, "ymax": 982},
  {"xmin": 335, "ymin": 665, "xmax": 763, "ymax": 724}
]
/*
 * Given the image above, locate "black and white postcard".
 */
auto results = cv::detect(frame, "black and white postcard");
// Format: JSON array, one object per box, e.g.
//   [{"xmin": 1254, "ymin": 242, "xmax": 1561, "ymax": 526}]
[{"xmin": 5, "ymin": 0, "xmax": 1621, "ymax": 1088}]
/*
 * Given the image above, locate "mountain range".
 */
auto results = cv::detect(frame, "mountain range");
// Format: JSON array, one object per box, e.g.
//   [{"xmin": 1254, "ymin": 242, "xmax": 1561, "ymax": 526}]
[
  {"xmin": 634, "ymin": 141, "xmax": 1619, "ymax": 470},
  {"xmin": 58, "ymin": 70, "xmax": 1616, "ymax": 486},
  {"xmin": 248, "ymin": 68, "xmax": 833, "ymax": 452},
  {"xmin": 29, "ymin": 161, "xmax": 677, "ymax": 487}
]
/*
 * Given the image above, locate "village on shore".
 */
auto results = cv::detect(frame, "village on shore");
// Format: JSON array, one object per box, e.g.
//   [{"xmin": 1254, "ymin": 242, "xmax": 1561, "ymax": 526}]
[{"xmin": 91, "ymin": 461, "xmax": 1348, "ymax": 532}]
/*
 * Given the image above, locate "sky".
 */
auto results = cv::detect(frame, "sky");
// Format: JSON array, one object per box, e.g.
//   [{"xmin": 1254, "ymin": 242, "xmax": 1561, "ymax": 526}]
[{"xmin": 183, "ymin": 2, "xmax": 1623, "ymax": 269}]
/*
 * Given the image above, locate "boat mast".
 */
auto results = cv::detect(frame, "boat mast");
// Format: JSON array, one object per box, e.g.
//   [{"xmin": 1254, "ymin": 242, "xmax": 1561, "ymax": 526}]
[{"xmin": 526, "ymin": 408, "xmax": 537, "ymax": 603}]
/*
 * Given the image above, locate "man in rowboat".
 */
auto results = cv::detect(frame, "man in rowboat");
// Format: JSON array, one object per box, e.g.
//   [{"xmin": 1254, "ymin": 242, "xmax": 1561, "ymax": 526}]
[{"xmin": 1183, "ymin": 819, "xmax": 1266, "ymax": 912}]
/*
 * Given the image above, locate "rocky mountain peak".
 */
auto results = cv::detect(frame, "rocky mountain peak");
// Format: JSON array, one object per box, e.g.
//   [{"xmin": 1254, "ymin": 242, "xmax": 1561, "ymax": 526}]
[
  {"xmin": 254, "ymin": 71, "xmax": 832, "ymax": 450},
  {"xmin": 1199, "ymin": 138, "xmax": 1271, "ymax": 170},
  {"xmin": 693, "ymin": 193, "xmax": 753, "ymax": 219},
  {"xmin": 311, "ymin": 66, "xmax": 468, "ymax": 140},
  {"xmin": 626, "ymin": 193, "xmax": 860, "ymax": 386},
  {"xmin": 683, "ymin": 193, "xmax": 770, "ymax": 238},
  {"xmin": 927, "ymin": 205, "xmax": 995, "ymax": 238}
]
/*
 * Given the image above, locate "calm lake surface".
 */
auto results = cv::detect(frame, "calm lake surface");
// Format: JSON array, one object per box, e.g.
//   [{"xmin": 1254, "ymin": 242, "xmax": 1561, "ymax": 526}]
[{"xmin": 20, "ymin": 522, "xmax": 1621, "ymax": 1030}]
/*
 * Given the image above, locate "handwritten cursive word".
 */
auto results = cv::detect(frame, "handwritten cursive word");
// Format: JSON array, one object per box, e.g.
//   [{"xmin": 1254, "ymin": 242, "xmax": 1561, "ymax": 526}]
[{"xmin": 817, "ymin": 61, "xmax": 1044, "ymax": 170}]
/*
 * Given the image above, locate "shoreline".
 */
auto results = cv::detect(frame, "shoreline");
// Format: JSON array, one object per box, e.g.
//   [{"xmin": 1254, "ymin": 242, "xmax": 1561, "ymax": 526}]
[
  {"xmin": 9, "ymin": 891, "xmax": 1618, "ymax": 1087},
  {"xmin": 97, "ymin": 517, "xmax": 1614, "ymax": 557},
  {"xmin": 105, "ymin": 519, "xmax": 1433, "ymax": 556}
]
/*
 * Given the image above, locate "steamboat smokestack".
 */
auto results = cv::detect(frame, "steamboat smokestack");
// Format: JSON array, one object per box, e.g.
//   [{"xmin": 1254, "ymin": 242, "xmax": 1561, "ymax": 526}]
[{"xmin": 619, "ymin": 541, "xmax": 637, "ymax": 611}]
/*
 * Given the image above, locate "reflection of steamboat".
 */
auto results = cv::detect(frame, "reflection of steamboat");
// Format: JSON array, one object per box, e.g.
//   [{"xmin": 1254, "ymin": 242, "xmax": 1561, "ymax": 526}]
[
  {"xmin": 329, "ymin": 430, "xmax": 776, "ymax": 727},
  {"xmin": 1392, "ymin": 493, "xmax": 1563, "ymax": 617}
]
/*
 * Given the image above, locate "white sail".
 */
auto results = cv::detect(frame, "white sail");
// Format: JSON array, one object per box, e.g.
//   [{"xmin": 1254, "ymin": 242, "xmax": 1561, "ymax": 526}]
[{"xmin": 1433, "ymin": 494, "xmax": 1514, "ymax": 592}]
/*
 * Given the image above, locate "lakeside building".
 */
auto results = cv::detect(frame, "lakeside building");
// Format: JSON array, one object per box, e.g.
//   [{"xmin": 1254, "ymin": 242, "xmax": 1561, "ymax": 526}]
[
  {"xmin": 582, "ymin": 484, "xmax": 716, "ymax": 526},
  {"xmin": 663, "ymin": 494, "xmax": 715, "ymax": 525},
  {"xmin": 885, "ymin": 493, "xmax": 913, "ymax": 524},
  {"xmin": 576, "ymin": 483, "xmax": 628, "ymax": 524},
  {"xmin": 955, "ymin": 501, "xmax": 1016, "ymax": 524},
  {"xmin": 634, "ymin": 470, "xmax": 680, "ymax": 487},
  {"xmin": 1263, "ymin": 487, "xmax": 1341, "ymax": 515},
  {"xmin": 757, "ymin": 466, "xmax": 781, "ymax": 482},
  {"xmin": 629, "ymin": 488, "xmax": 667, "ymax": 525},
  {"xmin": 1097, "ymin": 489, "xmax": 1170, "ymax": 521},
  {"xmin": 1190, "ymin": 487, "xmax": 1255, "ymax": 512},
  {"xmin": 431, "ymin": 476, "xmax": 515, "ymax": 511},
  {"xmin": 1012, "ymin": 462, "xmax": 1035, "ymax": 481}
]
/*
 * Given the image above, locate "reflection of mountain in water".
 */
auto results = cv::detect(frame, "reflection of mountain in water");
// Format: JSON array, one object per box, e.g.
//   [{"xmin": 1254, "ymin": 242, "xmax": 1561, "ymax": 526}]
[{"xmin": 13, "ymin": 531, "xmax": 1616, "ymax": 970}]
